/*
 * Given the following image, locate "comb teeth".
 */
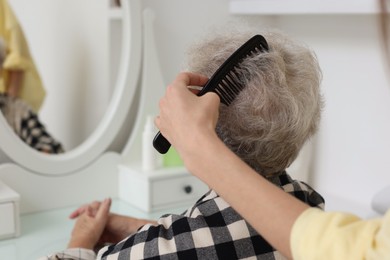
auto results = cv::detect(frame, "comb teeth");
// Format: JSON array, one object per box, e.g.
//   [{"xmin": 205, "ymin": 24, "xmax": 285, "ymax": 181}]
[
  {"xmin": 214, "ymin": 43, "xmax": 267, "ymax": 105},
  {"xmin": 215, "ymin": 69, "xmax": 243, "ymax": 105}
]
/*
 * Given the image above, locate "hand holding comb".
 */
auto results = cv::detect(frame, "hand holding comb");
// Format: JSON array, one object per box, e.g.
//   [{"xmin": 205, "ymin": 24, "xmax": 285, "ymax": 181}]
[{"xmin": 153, "ymin": 35, "xmax": 269, "ymax": 154}]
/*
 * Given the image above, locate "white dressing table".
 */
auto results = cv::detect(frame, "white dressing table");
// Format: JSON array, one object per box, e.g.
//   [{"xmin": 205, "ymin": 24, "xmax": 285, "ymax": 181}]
[{"xmin": 0, "ymin": 199, "xmax": 189, "ymax": 260}]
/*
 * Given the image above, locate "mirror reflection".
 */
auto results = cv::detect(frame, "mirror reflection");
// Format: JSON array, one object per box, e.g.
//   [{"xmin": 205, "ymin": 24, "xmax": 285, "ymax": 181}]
[
  {"xmin": 1, "ymin": 0, "xmax": 111, "ymax": 153},
  {"xmin": 0, "ymin": 0, "xmax": 64, "ymax": 153}
]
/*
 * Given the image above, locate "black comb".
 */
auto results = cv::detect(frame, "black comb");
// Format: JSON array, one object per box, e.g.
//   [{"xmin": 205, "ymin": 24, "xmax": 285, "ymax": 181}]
[{"xmin": 153, "ymin": 35, "xmax": 269, "ymax": 154}]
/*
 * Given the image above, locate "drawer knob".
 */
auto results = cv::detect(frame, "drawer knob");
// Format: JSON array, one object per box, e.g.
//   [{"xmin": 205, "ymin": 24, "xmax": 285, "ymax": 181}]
[{"xmin": 184, "ymin": 185, "xmax": 192, "ymax": 194}]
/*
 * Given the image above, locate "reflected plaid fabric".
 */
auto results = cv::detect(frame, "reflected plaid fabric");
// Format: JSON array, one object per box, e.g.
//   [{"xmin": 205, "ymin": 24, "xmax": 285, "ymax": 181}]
[{"xmin": 0, "ymin": 94, "xmax": 64, "ymax": 154}]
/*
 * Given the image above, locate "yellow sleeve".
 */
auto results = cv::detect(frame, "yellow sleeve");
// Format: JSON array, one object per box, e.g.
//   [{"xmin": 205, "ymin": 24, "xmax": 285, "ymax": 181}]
[
  {"xmin": 1, "ymin": 0, "xmax": 32, "ymax": 71},
  {"xmin": 0, "ymin": 0, "xmax": 46, "ymax": 111},
  {"xmin": 291, "ymin": 208, "xmax": 390, "ymax": 260}
]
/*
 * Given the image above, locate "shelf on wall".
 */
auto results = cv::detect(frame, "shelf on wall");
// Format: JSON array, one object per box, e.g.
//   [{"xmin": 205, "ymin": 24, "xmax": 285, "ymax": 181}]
[{"xmin": 229, "ymin": 0, "xmax": 379, "ymax": 15}]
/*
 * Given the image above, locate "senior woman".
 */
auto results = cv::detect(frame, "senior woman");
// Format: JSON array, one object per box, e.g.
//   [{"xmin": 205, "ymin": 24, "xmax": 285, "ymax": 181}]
[{"xmin": 43, "ymin": 28, "xmax": 324, "ymax": 259}]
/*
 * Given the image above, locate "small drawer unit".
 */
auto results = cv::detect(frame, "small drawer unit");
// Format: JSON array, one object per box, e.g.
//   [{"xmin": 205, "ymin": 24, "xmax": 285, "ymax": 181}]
[
  {"xmin": 118, "ymin": 164, "xmax": 208, "ymax": 212},
  {"xmin": 0, "ymin": 182, "xmax": 20, "ymax": 240}
]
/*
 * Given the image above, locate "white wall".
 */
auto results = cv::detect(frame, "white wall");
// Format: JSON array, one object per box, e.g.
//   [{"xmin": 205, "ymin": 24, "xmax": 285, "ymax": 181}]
[
  {"xmin": 276, "ymin": 15, "xmax": 390, "ymax": 217},
  {"xmin": 140, "ymin": 0, "xmax": 275, "ymax": 83},
  {"xmin": 141, "ymin": 0, "xmax": 390, "ymax": 218},
  {"xmin": 262, "ymin": 14, "xmax": 390, "ymax": 217},
  {"xmin": 8, "ymin": 0, "xmax": 109, "ymax": 151}
]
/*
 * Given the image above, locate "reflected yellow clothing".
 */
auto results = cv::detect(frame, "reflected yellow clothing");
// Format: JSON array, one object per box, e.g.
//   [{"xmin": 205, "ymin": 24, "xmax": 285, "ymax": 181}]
[
  {"xmin": 291, "ymin": 207, "xmax": 390, "ymax": 260},
  {"xmin": 0, "ymin": 0, "xmax": 45, "ymax": 112}
]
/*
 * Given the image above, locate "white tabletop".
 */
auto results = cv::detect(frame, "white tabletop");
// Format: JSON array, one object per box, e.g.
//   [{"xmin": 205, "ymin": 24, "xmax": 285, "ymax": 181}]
[{"xmin": 0, "ymin": 199, "xmax": 188, "ymax": 260}]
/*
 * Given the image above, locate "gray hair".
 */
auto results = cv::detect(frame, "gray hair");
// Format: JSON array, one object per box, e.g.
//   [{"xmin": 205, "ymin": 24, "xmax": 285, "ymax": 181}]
[{"xmin": 185, "ymin": 29, "xmax": 323, "ymax": 176}]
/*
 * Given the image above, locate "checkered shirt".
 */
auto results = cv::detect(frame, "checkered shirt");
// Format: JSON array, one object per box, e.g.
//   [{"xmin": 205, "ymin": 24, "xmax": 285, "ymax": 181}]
[{"xmin": 96, "ymin": 171, "xmax": 325, "ymax": 260}]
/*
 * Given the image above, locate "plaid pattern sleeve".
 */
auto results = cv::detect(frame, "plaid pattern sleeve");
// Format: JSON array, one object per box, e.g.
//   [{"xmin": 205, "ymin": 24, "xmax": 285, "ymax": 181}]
[{"xmin": 97, "ymin": 171, "xmax": 324, "ymax": 260}]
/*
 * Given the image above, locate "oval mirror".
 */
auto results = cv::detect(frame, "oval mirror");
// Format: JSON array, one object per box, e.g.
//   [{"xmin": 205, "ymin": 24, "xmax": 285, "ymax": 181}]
[{"xmin": 0, "ymin": 0, "xmax": 141, "ymax": 175}]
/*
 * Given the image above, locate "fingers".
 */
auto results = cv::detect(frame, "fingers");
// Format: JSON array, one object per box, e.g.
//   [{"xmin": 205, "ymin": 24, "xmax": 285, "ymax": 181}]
[
  {"xmin": 174, "ymin": 72, "xmax": 209, "ymax": 88},
  {"xmin": 203, "ymin": 91, "xmax": 221, "ymax": 104},
  {"xmin": 155, "ymin": 72, "xmax": 220, "ymax": 149},
  {"xmin": 69, "ymin": 205, "xmax": 87, "ymax": 219},
  {"xmin": 161, "ymin": 72, "xmax": 210, "ymax": 105},
  {"xmin": 69, "ymin": 200, "xmax": 106, "ymax": 219},
  {"xmin": 95, "ymin": 198, "xmax": 112, "ymax": 220},
  {"xmin": 172, "ymin": 73, "xmax": 222, "ymax": 104},
  {"xmin": 87, "ymin": 205, "xmax": 94, "ymax": 217}
]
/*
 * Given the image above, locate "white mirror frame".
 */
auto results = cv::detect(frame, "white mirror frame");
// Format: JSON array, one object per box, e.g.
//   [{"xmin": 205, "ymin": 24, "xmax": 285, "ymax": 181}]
[{"xmin": 0, "ymin": 0, "xmax": 141, "ymax": 176}]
